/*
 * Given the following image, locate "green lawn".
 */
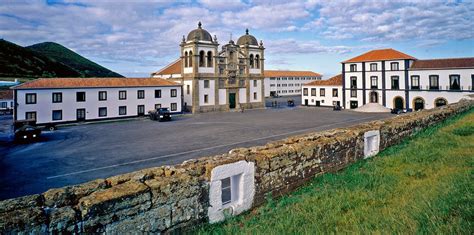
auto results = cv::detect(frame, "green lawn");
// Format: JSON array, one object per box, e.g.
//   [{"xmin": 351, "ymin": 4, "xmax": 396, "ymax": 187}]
[{"xmin": 198, "ymin": 109, "xmax": 474, "ymax": 234}]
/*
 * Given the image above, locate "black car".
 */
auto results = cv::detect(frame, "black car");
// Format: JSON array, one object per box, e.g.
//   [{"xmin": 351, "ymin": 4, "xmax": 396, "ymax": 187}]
[
  {"xmin": 149, "ymin": 108, "xmax": 172, "ymax": 121},
  {"xmin": 14, "ymin": 125, "xmax": 42, "ymax": 142},
  {"xmin": 391, "ymin": 108, "xmax": 403, "ymax": 114}
]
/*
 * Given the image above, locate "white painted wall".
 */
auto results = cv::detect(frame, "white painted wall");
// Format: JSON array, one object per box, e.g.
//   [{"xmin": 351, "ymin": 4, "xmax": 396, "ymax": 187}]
[
  {"xmin": 183, "ymin": 80, "xmax": 193, "ymax": 106},
  {"xmin": 264, "ymin": 76, "xmax": 321, "ymax": 97},
  {"xmin": 15, "ymin": 86, "xmax": 182, "ymax": 124},
  {"xmin": 239, "ymin": 88, "xmax": 246, "ymax": 104},
  {"xmin": 199, "ymin": 79, "xmax": 215, "ymax": 106},
  {"xmin": 249, "ymin": 80, "xmax": 262, "ymax": 102},
  {"xmin": 302, "ymin": 85, "xmax": 342, "ymax": 107},
  {"xmin": 218, "ymin": 89, "xmax": 227, "ymax": 105},
  {"xmin": 0, "ymin": 99, "xmax": 13, "ymax": 110}
]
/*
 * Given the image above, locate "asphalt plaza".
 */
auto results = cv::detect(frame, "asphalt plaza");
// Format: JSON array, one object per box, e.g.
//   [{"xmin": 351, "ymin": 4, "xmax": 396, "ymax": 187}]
[{"xmin": 0, "ymin": 106, "xmax": 392, "ymax": 200}]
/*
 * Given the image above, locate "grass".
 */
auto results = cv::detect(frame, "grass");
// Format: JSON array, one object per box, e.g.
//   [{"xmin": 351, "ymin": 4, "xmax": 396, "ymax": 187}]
[{"xmin": 197, "ymin": 109, "xmax": 474, "ymax": 234}]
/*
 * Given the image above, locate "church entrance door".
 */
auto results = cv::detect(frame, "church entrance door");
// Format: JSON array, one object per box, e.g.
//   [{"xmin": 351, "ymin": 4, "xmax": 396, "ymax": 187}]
[{"xmin": 229, "ymin": 93, "xmax": 236, "ymax": 109}]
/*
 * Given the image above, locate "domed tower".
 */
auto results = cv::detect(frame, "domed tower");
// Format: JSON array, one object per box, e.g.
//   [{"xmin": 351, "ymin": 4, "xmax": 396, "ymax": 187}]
[
  {"xmin": 237, "ymin": 29, "xmax": 265, "ymax": 75},
  {"xmin": 180, "ymin": 22, "xmax": 219, "ymax": 113}
]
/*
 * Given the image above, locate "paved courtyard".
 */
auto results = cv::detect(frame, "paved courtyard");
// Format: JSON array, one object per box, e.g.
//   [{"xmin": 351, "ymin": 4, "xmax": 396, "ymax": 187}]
[{"xmin": 0, "ymin": 106, "xmax": 392, "ymax": 199}]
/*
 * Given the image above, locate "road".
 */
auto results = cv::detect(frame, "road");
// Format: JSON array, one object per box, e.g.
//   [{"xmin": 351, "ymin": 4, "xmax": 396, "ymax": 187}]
[{"xmin": 0, "ymin": 105, "xmax": 391, "ymax": 200}]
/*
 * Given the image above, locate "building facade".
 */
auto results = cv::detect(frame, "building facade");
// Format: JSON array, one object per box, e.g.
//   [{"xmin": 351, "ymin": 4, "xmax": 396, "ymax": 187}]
[
  {"xmin": 13, "ymin": 78, "xmax": 182, "ymax": 125},
  {"xmin": 0, "ymin": 90, "xmax": 14, "ymax": 113},
  {"xmin": 152, "ymin": 22, "xmax": 265, "ymax": 113},
  {"xmin": 342, "ymin": 49, "xmax": 474, "ymax": 110},
  {"xmin": 301, "ymin": 74, "xmax": 342, "ymax": 107},
  {"xmin": 264, "ymin": 70, "xmax": 322, "ymax": 97}
]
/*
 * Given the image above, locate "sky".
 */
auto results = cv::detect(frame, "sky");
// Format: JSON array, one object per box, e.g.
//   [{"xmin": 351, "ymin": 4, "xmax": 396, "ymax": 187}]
[{"xmin": 1, "ymin": 0, "xmax": 473, "ymax": 78}]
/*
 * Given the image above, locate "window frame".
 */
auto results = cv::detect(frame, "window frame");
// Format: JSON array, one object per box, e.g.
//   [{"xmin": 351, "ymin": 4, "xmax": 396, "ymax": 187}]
[
  {"xmin": 411, "ymin": 75, "xmax": 420, "ymax": 90},
  {"xmin": 449, "ymin": 74, "xmax": 460, "ymax": 90},
  {"xmin": 350, "ymin": 64, "xmax": 357, "ymax": 72},
  {"xmin": 332, "ymin": 88, "xmax": 338, "ymax": 97},
  {"xmin": 25, "ymin": 93, "xmax": 37, "ymax": 104},
  {"xmin": 171, "ymin": 89, "xmax": 177, "ymax": 97},
  {"xmin": 52, "ymin": 92, "xmax": 62, "ymax": 103},
  {"xmin": 119, "ymin": 106, "xmax": 127, "ymax": 115},
  {"xmin": 429, "ymin": 75, "xmax": 439, "ymax": 90},
  {"xmin": 98, "ymin": 91, "xmax": 107, "ymax": 101},
  {"xmin": 390, "ymin": 62, "xmax": 399, "ymax": 71},
  {"xmin": 311, "ymin": 88, "xmax": 316, "ymax": 96},
  {"xmin": 370, "ymin": 76, "xmax": 378, "ymax": 89},
  {"xmin": 303, "ymin": 88, "xmax": 308, "ymax": 96},
  {"xmin": 52, "ymin": 110, "xmax": 62, "ymax": 121},
  {"xmin": 25, "ymin": 111, "xmax": 36, "ymax": 120},
  {"xmin": 76, "ymin": 92, "xmax": 86, "ymax": 102},
  {"xmin": 98, "ymin": 107, "xmax": 107, "ymax": 117},
  {"xmin": 119, "ymin": 90, "xmax": 127, "ymax": 100},
  {"xmin": 320, "ymin": 88, "xmax": 325, "ymax": 97},
  {"xmin": 370, "ymin": 63, "xmax": 377, "ymax": 71},
  {"xmin": 391, "ymin": 76, "xmax": 400, "ymax": 90},
  {"xmin": 171, "ymin": 103, "xmax": 177, "ymax": 111},
  {"xmin": 137, "ymin": 90, "xmax": 145, "ymax": 99}
]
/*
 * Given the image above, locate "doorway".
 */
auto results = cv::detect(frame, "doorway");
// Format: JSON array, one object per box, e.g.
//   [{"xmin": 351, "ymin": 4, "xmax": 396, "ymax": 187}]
[
  {"xmin": 229, "ymin": 93, "xmax": 236, "ymax": 109},
  {"xmin": 350, "ymin": 101, "xmax": 358, "ymax": 109},
  {"xmin": 76, "ymin": 109, "xmax": 86, "ymax": 121},
  {"xmin": 413, "ymin": 98, "xmax": 424, "ymax": 111},
  {"xmin": 316, "ymin": 101, "xmax": 321, "ymax": 106},
  {"xmin": 394, "ymin": 97, "xmax": 404, "ymax": 109},
  {"xmin": 370, "ymin": 91, "xmax": 378, "ymax": 103},
  {"xmin": 304, "ymin": 99, "xmax": 308, "ymax": 106},
  {"xmin": 137, "ymin": 105, "xmax": 145, "ymax": 116}
]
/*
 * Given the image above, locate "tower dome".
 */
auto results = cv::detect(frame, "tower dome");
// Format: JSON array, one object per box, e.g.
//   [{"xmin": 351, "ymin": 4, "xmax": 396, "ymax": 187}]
[
  {"xmin": 237, "ymin": 29, "xmax": 258, "ymax": 46},
  {"xmin": 186, "ymin": 22, "xmax": 213, "ymax": 42}
]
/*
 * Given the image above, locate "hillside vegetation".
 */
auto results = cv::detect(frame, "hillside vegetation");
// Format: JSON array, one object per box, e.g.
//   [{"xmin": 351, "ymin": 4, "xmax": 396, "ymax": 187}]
[
  {"xmin": 0, "ymin": 39, "xmax": 123, "ymax": 79},
  {"xmin": 198, "ymin": 109, "xmax": 474, "ymax": 234}
]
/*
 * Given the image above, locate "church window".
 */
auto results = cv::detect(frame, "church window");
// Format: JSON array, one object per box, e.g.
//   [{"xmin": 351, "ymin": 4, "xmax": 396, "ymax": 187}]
[
  {"xmin": 184, "ymin": 51, "xmax": 188, "ymax": 67},
  {"xmin": 204, "ymin": 94, "xmax": 209, "ymax": 103},
  {"xmin": 249, "ymin": 54, "xmax": 254, "ymax": 68},
  {"xmin": 199, "ymin": 51, "xmax": 205, "ymax": 67},
  {"xmin": 207, "ymin": 51, "xmax": 213, "ymax": 67},
  {"xmin": 186, "ymin": 85, "xmax": 190, "ymax": 95},
  {"xmin": 189, "ymin": 51, "xmax": 193, "ymax": 67},
  {"xmin": 253, "ymin": 80, "xmax": 257, "ymax": 87},
  {"xmin": 253, "ymin": 92, "xmax": 257, "ymax": 100},
  {"xmin": 255, "ymin": 54, "xmax": 260, "ymax": 69},
  {"xmin": 204, "ymin": 80, "xmax": 210, "ymax": 88}
]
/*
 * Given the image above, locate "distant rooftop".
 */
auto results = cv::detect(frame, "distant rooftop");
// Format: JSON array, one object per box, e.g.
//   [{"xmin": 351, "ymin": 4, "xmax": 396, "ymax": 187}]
[
  {"xmin": 13, "ymin": 77, "xmax": 179, "ymax": 89},
  {"xmin": 264, "ymin": 70, "xmax": 322, "ymax": 77},
  {"xmin": 304, "ymin": 74, "xmax": 342, "ymax": 86},
  {"xmin": 410, "ymin": 57, "xmax": 474, "ymax": 70},
  {"xmin": 344, "ymin": 48, "xmax": 416, "ymax": 63}
]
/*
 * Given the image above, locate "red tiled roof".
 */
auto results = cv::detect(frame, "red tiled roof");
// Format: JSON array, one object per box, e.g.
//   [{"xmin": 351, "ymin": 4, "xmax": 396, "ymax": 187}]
[
  {"xmin": 410, "ymin": 57, "xmax": 474, "ymax": 70},
  {"xmin": 304, "ymin": 74, "xmax": 342, "ymax": 86},
  {"xmin": 152, "ymin": 59, "xmax": 182, "ymax": 75},
  {"xmin": 264, "ymin": 70, "xmax": 322, "ymax": 77},
  {"xmin": 344, "ymin": 49, "xmax": 416, "ymax": 63},
  {"xmin": 13, "ymin": 77, "xmax": 180, "ymax": 89},
  {"xmin": 0, "ymin": 90, "xmax": 13, "ymax": 99}
]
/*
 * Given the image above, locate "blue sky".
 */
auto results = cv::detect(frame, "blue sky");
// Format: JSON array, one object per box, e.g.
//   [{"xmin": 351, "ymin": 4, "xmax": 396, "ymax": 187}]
[{"xmin": 1, "ymin": 0, "xmax": 473, "ymax": 78}]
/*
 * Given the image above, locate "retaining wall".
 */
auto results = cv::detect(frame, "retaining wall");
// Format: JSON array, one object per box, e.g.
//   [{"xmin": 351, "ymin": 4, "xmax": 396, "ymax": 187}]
[{"xmin": 1, "ymin": 100, "xmax": 472, "ymax": 233}]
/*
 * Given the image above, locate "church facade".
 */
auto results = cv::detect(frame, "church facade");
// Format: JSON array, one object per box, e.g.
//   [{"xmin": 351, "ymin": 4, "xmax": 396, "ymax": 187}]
[{"xmin": 153, "ymin": 22, "xmax": 265, "ymax": 113}]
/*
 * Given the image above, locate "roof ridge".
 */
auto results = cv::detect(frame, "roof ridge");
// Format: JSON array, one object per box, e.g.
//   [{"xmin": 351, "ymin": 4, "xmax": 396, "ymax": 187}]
[
  {"xmin": 415, "ymin": 57, "xmax": 474, "ymax": 61},
  {"xmin": 154, "ymin": 58, "xmax": 182, "ymax": 74}
]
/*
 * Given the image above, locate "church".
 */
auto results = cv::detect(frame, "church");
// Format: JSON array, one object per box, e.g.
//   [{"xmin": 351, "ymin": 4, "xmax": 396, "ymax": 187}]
[{"xmin": 153, "ymin": 22, "xmax": 265, "ymax": 113}]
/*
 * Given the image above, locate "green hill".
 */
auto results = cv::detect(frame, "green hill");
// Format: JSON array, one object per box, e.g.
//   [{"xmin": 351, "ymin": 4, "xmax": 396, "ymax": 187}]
[
  {"xmin": 0, "ymin": 39, "xmax": 123, "ymax": 79},
  {"xmin": 27, "ymin": 42, "xmax": 123, "ymax": 78},
  {"xmin": 0, "ymin": 39, "xmax": 82, "ymax": 78}
]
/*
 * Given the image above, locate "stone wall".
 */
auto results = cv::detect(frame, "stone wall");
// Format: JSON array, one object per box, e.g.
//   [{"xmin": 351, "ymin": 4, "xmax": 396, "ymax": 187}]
[{"xmin": 1, "ymin": 100, "xmax": 472, "ymax": 233}]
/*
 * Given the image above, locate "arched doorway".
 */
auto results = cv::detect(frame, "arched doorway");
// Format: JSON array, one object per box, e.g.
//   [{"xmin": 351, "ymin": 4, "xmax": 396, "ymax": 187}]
[
  {"xmin": 413, "ymin": 97, "xmax": 425, "ymax": 111},
  {"xmin": 434, "ymin": 98, "xmax": 447, "ymax": 107},
  {"xmin": 393, "ymin": 96, "xmax": 404, "ymax": 110},
  {"xmin": 370, "ymin": 91, "xmax": 378, "ymax": 103}
]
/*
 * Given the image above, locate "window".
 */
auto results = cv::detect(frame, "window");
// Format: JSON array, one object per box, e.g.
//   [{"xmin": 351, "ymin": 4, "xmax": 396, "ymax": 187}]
[
  {"xmin": 137, "ymin": 105, "xmax": 145, "ymax": 116},
  {"xmin": 52, "ymin": 110, "xmax": 62, "ymax": 121},
  {"xmin": 320, "ymin": 88, "xmax": 325, "ymax": 97},
  {"xmin": 76, "ymin": 92, "xmax": 86, "ymax": 102},
  {"xmin": 199, "ymin": 50, "xmax": 205, "ymax": 67},
  {"xmin": 411, "ymin": 75, "xmax": 420, "ymax": 90},
  {"xmin": 0, "ymin": 102, "xmax": 6, "ymax": 108},
  {"xmin": 76, "ymin": 109, "xmax": 86, "ymax": 120},
  {"xmin": 119, "ymin": 90, "xmax": 127, "ymax": 100},
  {"xmin": 350, "ymin": 76, "xmax": 357, "ymax": 88},
  {"xmin": 204, "ymin": 94, "xmax": 209, "ymax": 103},
  {"xmin": 253, "ymin": 80, "xmax": 257, "ymax": 87},
  {"xmin": 137, "ymin": 90, "xmax": 145, "ymax": 99},
  {"xmin": 249, "ymin": 54, "xmax": 254, "ymax": 68},
  {"xmin": 186, "ymin": 85, "xmax": 190, "ymax": 94},
  {"xmin": 25, "ymin": 93, "xmax": 36, "ymax": 104},
  {"xmin": 435, "ymin": 98, "xmax": 447, "ymax": 107},
  {"xmin": 221, "ymin": 177, "xmax": 231, "ymax": 205},
  {"xmin": 391, "ymin": 62, "xmax": 399, "ymax": 71},
  {"xmin": 25, "ymin": 111, "xmax": 36, "ymax": 120},
  {"xmin": 155, "ymin": 89, "xmax": 161, "ymax": 98},
  {"xmin": 350, "ymin": 64, "xmax": 357, "ymax": 72},
  {"xmin": 171, "ymin": 89, "xmax": 177, "ymax": 97},
  {"xmin": 472, "ymin": 75, "xmax": 474, "ymax": 90},
  {"xmin": 371, "ymin": 76, "xmax": 378, "ymax": 89},
  {"xmin": 171, "ymin": 103, "xmax": 177, "ymax": 111},
  {"xmin": 52, "ymin": 92, "xmax": 62, "ymax": 103},
  {"xmin": 429, "ymin": 75, "xmax": 439, "ymax": 90},
  {"xmin": 311, "ymin": 88, "xmax": 316, "ymax": 96},
  {"xmin": 255, "ymin": 54, "xmax": 260, "ymax": 69},
  {"xmin": 98, "ymin": 91, "xmax": 107, "ymax": 101},
  {"xmin": 155, "ymin": 104, "xmax": 161, "ymax": 109},
  {"xmin": 391, "ymin": 76, "xmax": 400, "ymax": 90},
  {"xmin": 119, "ymin": 106, "xmax": 127, "ymax": 115},
  {"xmin": 370, "ymin": 63, "xmax": 377, "ymax": 71},
  {"xmin": 303, "ymin": 88, "xmax": 308, "ymax": 96},
  {"xmin": 188, "ymin": 51, "xmax": 193, "ymax": 67},
  {"xmin": 204, "ymin": 80, "xmax": 210, "ymax": 88},
  {"xmin": 351, "ymin": 89, "xmax": 357, "ymax": 98},
  {"xmin": 332, "ymin": 88, "xmax": 338, "ymax": 97},
  {"xmin": 207, "ymin": 51, "xmax": 213, "ymax": 67},
  {"xmin": 184, "ymin": 51, "xmax": 188, "ymax": 67},
  {"xmin": 449, "ymin": 75, "xmax": 460, "ymax": 90},
  {"xmin": 253, "ymin": 92, "xmax": 257, "ymax": 100},
  {"xmin": 99, "ymin": 107, "xmax": 107, "ymax": 117}
]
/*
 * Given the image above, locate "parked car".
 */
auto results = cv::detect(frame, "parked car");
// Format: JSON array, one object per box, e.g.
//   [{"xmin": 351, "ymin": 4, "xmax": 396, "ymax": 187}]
[
  {"xmin": 333, "ymin": 105, "xmax": 342, "ymax": 111},
  {"xmin": 149, "ymin": 108, "xmax": 172, "ymax": 121},
  {"xmin": 287, "ymin": 99, "xmax": 295, "ymax": 107},
  {"xmin": 14, "ymin": 125, "xmax": 42, "ymax": 142},
  {"xmin": 391, "ymin": 108, "xmax": 403, "ymax": 114}
]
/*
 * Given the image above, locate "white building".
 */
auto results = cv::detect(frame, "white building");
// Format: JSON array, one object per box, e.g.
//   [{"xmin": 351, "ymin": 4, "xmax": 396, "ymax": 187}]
[
  {"xmin": 264, "ymin": 70, "xmax": 322, "ymax": 97},
  {"xmin": 0, "ymin": 90, "xmax": 14, "ymax": 113},
  {"xmin": 342, "ymin": 49, "xmax": 474, "ymax": 110},
  {"xmin": 301, "ymin": 74, "xmax": 342, "ymax": 107},
  {"xmin": 12, "ymin": 77, "xmax": 182, "ymax": 125}
]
